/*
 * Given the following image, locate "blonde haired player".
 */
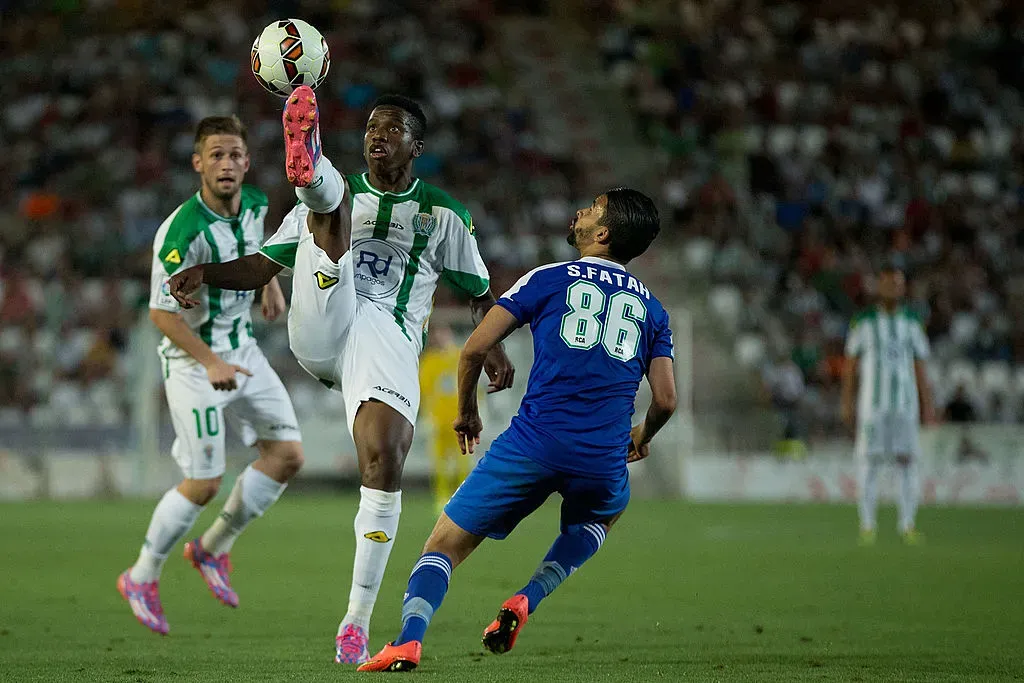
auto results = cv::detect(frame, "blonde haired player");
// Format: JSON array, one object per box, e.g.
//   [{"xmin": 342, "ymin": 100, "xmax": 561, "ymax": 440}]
[
  {"xmin": 420, "ymin": 323, "xmax": 472, "ymax": 515},
  {"xmin": 841, "ymin": 264, "xmax": 935, "ymax": 545},
  {"xmin": 117, "ymin": 116, "xmax": 304, "ymax": 635}
]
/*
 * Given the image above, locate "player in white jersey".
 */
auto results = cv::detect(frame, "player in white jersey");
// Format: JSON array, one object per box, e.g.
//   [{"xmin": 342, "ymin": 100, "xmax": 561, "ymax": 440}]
[
  {"xmin": 117, "ymin": 117, "xmax": 304, "ymax": 635},
  {"xmin": 167, "ymin": 89, "xmax": 514, "ymax": 662},
  {"xmin": 841, "ymin": 264, "xmax": 935, "ymax": 545}
]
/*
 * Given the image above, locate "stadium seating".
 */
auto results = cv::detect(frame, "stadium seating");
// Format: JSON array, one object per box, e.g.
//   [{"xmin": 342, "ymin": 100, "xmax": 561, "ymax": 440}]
[{"xmin": 600, "ymin": 0, "xmax": 1024, "ymax": 434}]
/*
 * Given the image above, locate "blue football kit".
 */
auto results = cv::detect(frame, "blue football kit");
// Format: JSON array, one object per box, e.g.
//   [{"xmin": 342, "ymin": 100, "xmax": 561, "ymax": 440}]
[{"xmin": 445, "ymin": 255, "xmax": 674, "ymax": 539}]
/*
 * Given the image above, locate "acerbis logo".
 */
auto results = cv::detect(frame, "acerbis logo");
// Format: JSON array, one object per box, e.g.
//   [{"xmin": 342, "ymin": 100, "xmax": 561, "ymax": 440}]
[
  {"xmin": 362, "ymin": 218, "xmax": 404, "ymax": 231},
  {"xmin": 353, "ymin": 239, "xmax": 405, "ymax": 300},
  {"xmin": 364, "ymin": 531, "xmax": 392, "ymax": 543},
  {"xmin": 373, "ymin": 385, "xmax": 411, "ymax": 407}
]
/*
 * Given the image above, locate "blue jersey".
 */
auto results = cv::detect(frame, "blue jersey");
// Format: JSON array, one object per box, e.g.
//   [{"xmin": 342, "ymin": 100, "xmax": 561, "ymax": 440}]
[{"xmin": 496, "ymin": 256, "xmax": 673, "ymax": 478}]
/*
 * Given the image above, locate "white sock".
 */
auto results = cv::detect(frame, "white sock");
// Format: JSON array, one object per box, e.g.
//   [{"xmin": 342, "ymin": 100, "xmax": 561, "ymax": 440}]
[
  {"xmin": 898, "ymin": 460, "xmax": 920, "ymax": 533},
  {"xmin": 129, "ymin": 487, "xmax": 203, "ymax": 583},
  {"xmin": 858, "ymin": 459, "xmax": 880, "ymax": 532},
  {"xmin": 200, "ymin": 465, "xmax": 287, "ymax": 556},
  {"xmin": 339, "ymin": 486, "xmax": 402, "ymax": 634},
  {"xmin": 296, "ymin": 154, "xmax": 345, "ymax": 213}
]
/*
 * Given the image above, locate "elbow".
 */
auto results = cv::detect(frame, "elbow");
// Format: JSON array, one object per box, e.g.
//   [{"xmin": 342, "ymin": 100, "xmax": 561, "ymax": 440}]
[{"xmin": 655, "ymin": 387, "xmax": 678, "ymax": 417}]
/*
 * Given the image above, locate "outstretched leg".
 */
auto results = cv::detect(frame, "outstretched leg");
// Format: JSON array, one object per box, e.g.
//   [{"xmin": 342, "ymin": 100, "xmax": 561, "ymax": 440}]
[{"xmin": 357, "ymin": 514, "xmax": 484, "ymax": 672}]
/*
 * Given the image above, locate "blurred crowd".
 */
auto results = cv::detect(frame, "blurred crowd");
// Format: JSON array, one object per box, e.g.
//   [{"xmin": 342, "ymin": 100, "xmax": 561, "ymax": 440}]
[
  {"xmin": 599, "ymin": 0, "xmax": 1024, "ymax": 438},
  {"xmin": 0, "ymin": 0, "xmax": 576, "ymax": 424}
]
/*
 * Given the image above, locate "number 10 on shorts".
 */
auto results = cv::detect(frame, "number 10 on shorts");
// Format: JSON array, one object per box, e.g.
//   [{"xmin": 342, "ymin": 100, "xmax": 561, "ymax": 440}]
[{"xmin": 192, "ymin": 407, "xmax": 220, "ymax": 438}]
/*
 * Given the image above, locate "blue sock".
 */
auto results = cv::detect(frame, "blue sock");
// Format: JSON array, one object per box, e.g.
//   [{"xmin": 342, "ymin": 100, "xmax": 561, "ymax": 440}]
[
  {"xmin": 516, "ymin": 522, "xmax": 606, "ymax": 614},
  {"xmin": 394, "ymin": 552, "xmax": 452, "ymax": 645}
]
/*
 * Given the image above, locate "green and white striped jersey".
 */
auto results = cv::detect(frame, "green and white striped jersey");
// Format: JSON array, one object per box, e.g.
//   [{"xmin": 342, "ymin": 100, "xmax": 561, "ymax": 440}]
[
  {"xmin": 845, "ymin": 305, "xmax": 930, "ymax": 418},
  {"xmin": 149, "ymin": 186, "xmax": 269, "ymax": 358},
  {"xmin": 260, "ymin": 174, "xmax": 489, "ymax": 345}
]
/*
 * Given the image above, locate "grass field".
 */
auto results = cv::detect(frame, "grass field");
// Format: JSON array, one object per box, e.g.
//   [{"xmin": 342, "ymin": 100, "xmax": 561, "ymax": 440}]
[{"xmin": 1, "ymin": 495, "xmax": 1022, "ymax": 682}]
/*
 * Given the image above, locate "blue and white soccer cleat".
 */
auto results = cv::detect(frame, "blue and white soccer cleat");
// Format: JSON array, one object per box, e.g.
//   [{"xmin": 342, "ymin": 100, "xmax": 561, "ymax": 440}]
[
  {"xmin": 184, "ymin": 538, "xmax": 239, "ymax": 608},
  {"xmin": 117, "ymin": 570, "xmax": 169, "ymax": 635},
  {"xmin": 335, "ymin": 622, "xmax": 370, "ymax": 664}
]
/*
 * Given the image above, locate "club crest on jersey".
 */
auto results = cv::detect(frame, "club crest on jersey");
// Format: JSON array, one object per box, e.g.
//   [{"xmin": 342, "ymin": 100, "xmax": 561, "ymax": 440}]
[
  {"xmin": 315, "ymin": 271, "xmax": 339, "ymax": 289},
  {"xmin": 411, "ymin": 212, "xmax": 437, "ymax": 237},
  {"xmin": 364, "ymin": 530, "xmax": 392, "ymax": 543},
  {"xmin": 164, "ymin": 248, "xmax": 182, "ymax": 264}
]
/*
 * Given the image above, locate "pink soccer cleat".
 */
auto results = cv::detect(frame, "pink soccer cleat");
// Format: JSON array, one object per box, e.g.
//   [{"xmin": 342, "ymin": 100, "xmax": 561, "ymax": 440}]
[
  {"xmin": 335, "ymin": 622, "xmax": 370, "ymax": 664},
  {"xmin": 184, "ymin": 538, "xmax": 239, "ymax": 608},
  {"xmin": 282, "ymin": 84, "xmax": 321, "ymax": 187},
  {"xmin": 117, "ymin": 570, "xmax": 169, "ymax": 635}
]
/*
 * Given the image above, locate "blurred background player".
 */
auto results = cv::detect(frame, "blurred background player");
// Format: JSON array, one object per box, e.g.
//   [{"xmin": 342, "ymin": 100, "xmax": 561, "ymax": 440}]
[
  {"xmin": 419, "ymin": 322, "xmax": 470, "ymax": 515},
  {"xmin": 168, "ymin": 88, "xmax": 515, "ymax": 663},
  {"xmin": 841, "ymin": 264, "xmax": 935, "ymax": 545},
  {"xmin": 118, "ymin": 116, "xmax": 304, "ymax": 635},
  {"xmin": 359, "ymin": 189, "xmax": 676, "ymax": 672}
]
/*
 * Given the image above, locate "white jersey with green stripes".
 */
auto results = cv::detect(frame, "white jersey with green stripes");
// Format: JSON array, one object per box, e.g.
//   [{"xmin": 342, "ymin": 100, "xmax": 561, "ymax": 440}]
[
  {"xmin": 149, "ymin": 186, "xmax": 269, "ymax": 358},
  {"xmin": 845, "ymin": 305, "xmax": 930, "ymax": 419},
  {"xmin": 260, "ymin": 173, "xmax": 489, "ymax": 343}
]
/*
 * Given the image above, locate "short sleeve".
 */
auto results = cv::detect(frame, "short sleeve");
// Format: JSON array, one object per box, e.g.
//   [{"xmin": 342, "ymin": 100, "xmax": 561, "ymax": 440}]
[
  {"xmin": 650, "ymin": 308, "xmax": 674, "ymax": 361},
  {"xmin": 845, "ymin": 317, "xmax": 864, "ymax": 357},
  {"xmin": 260, "ymin": 203, "xmax": 306, "ymax": 272},
  {"xmin": 497, "ymin": 265, "xmax": 554, "ymax": 325},
  {"xmin": 440, "ymin": 208, "xmax": 490, "ymax": 298},
  {"xmin": 910, "ymin": 320, "xmax": 930, "ymax": 359},
  {"xmin": 149, "ymin": 237, "xmax": 208, "ymax": 312}
]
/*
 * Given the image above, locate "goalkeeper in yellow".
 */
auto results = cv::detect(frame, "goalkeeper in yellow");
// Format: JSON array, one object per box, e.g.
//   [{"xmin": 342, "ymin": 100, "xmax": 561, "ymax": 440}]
[{"xmin": 420, "ymin": 323, "xmax": 471, "ymax": 514}]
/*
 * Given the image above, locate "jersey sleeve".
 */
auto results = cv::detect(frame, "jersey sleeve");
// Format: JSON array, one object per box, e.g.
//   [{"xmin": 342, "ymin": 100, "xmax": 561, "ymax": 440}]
[
  {"xmin": 845, "ymin": 316, "xmax": 865, "ymax": 357},
  {"xmin": 910, "ymin": 320, "xmax": 930, "ymax": 360},
  {"xmin": 497, "ymin": 265, "xmax": 551, "ymax": 325},
  {"xmin": 650, "ymin": 308, "xmax": 674, "ymax": 361},
  {"xmin": 149, "ymin": 233, "xmax": 209, "ymax": 312},
  {"xmin": 440, "ymin": 208, "xmax": 490, "ymax": 298},
  {"xmin": 259, "ymin": 203, "xmax": 304, "ymax": 272}
]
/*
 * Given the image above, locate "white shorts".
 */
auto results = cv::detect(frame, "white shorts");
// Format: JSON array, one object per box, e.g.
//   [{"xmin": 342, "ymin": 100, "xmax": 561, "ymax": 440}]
[
  {"xmin": 855, "ymin": 411, "xmax": 920, "ymax": 462},
  {"xmin": 162, "ymin": 344, "xmax": 301, "ymax": 480},
  {"xmin": 287, "ymin": 235, "xmax": 420, "ymax": 436}
]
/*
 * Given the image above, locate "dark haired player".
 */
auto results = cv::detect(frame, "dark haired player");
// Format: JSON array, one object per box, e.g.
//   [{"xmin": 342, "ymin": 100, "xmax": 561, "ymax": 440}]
[
  {"xmin": 168, "ymin": 87, "xmax": 514, "ymax": 662},
  {"xmin": 358, "ymin": 189, "xmax": 677, "ymax": 672}
]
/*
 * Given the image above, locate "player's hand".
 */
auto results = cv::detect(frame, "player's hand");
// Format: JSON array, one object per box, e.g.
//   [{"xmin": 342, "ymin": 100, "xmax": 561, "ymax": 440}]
[
  {"xmin": 626, "ymin": 424, "xmax": 650, "ymax": 463},
  {"xmin": 261, "ymin": 282, "xmax": 286, "ymax": 322},
  {"xmin": 169, "ymin": 265, "xmax": 205, "ymax": 309},
  {"xmin": 453, "ymin": 412, "xmax": 483, "ymax": 455},
  {"xmin": 483, "ymin": 345, "xmax": 514, "ymax": 394},
  {"xmin": 206, "ymin": 358, "xmax": 252, "ymax": 391}
]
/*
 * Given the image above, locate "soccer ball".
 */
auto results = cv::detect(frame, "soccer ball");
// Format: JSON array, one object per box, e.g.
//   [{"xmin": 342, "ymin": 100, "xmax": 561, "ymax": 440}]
[{"xmin": 250, "ymin": 19, "xmax": 330, "ymax": 97}]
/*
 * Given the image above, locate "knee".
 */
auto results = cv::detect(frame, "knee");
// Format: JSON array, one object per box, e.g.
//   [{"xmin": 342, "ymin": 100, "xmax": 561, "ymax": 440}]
[
  {"xmin": 180, "ymin": 477, "xmax": 221, "ymax": 506},
  {"xmin": 359, "ymin": 442, "xmax": 403, "ymax": 490},
  {"xmin": 258, "ymin": 442, "xmax": 304, "ymax": 481}
]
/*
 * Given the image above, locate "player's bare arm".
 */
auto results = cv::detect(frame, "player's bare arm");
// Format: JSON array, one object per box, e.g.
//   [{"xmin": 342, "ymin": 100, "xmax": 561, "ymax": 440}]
[
  {"xmin": 454, "ymin": 305, "xmax": 520, "ymax": 454},
  {"xmin": 170, "ymin": 254, "xmax": 283, "ymax": 309},
  {"xmin": 628, "ymin": 356, "xmax": 677, "ymax": 463},
  {"xmin": 260, "ymin": 276, "xmax": 287, "ymax": 322},
  {"xmin": 468, "ymin": 292, "xmax": 515, "ymax": 394},
  {"xmin": 914, "ymin": 359, "xmax": 936, "ymax": 425},
  {"xmin": 840, "ymin": 356, "xmax": 858, "ymax": 428},
  {"xmin": 148, "ymin": 309, "xmax": 252, "ymax": 391}
]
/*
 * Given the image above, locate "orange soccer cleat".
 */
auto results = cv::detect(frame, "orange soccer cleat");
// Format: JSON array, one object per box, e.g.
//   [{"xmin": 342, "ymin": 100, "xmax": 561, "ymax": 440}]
[
  {"xmin": 481, "ymin": 594, "xmax": 529, "ymax": 655},
  {"xmin": 357, "ymin": 640, "xmax": 422, "ymax": 672}
]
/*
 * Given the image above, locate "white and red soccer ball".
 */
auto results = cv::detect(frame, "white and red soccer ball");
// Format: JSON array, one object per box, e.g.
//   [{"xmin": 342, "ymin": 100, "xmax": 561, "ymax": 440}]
[{"xmin": 251, "ymin": 19, "xmax": 330, "ymax": 97}]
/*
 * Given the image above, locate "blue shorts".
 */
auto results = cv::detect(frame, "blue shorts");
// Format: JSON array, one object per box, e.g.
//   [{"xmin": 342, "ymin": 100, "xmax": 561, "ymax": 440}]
[{"xmin": 443, "ymin": 435, "xmax": 630, "ymax": 540}]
